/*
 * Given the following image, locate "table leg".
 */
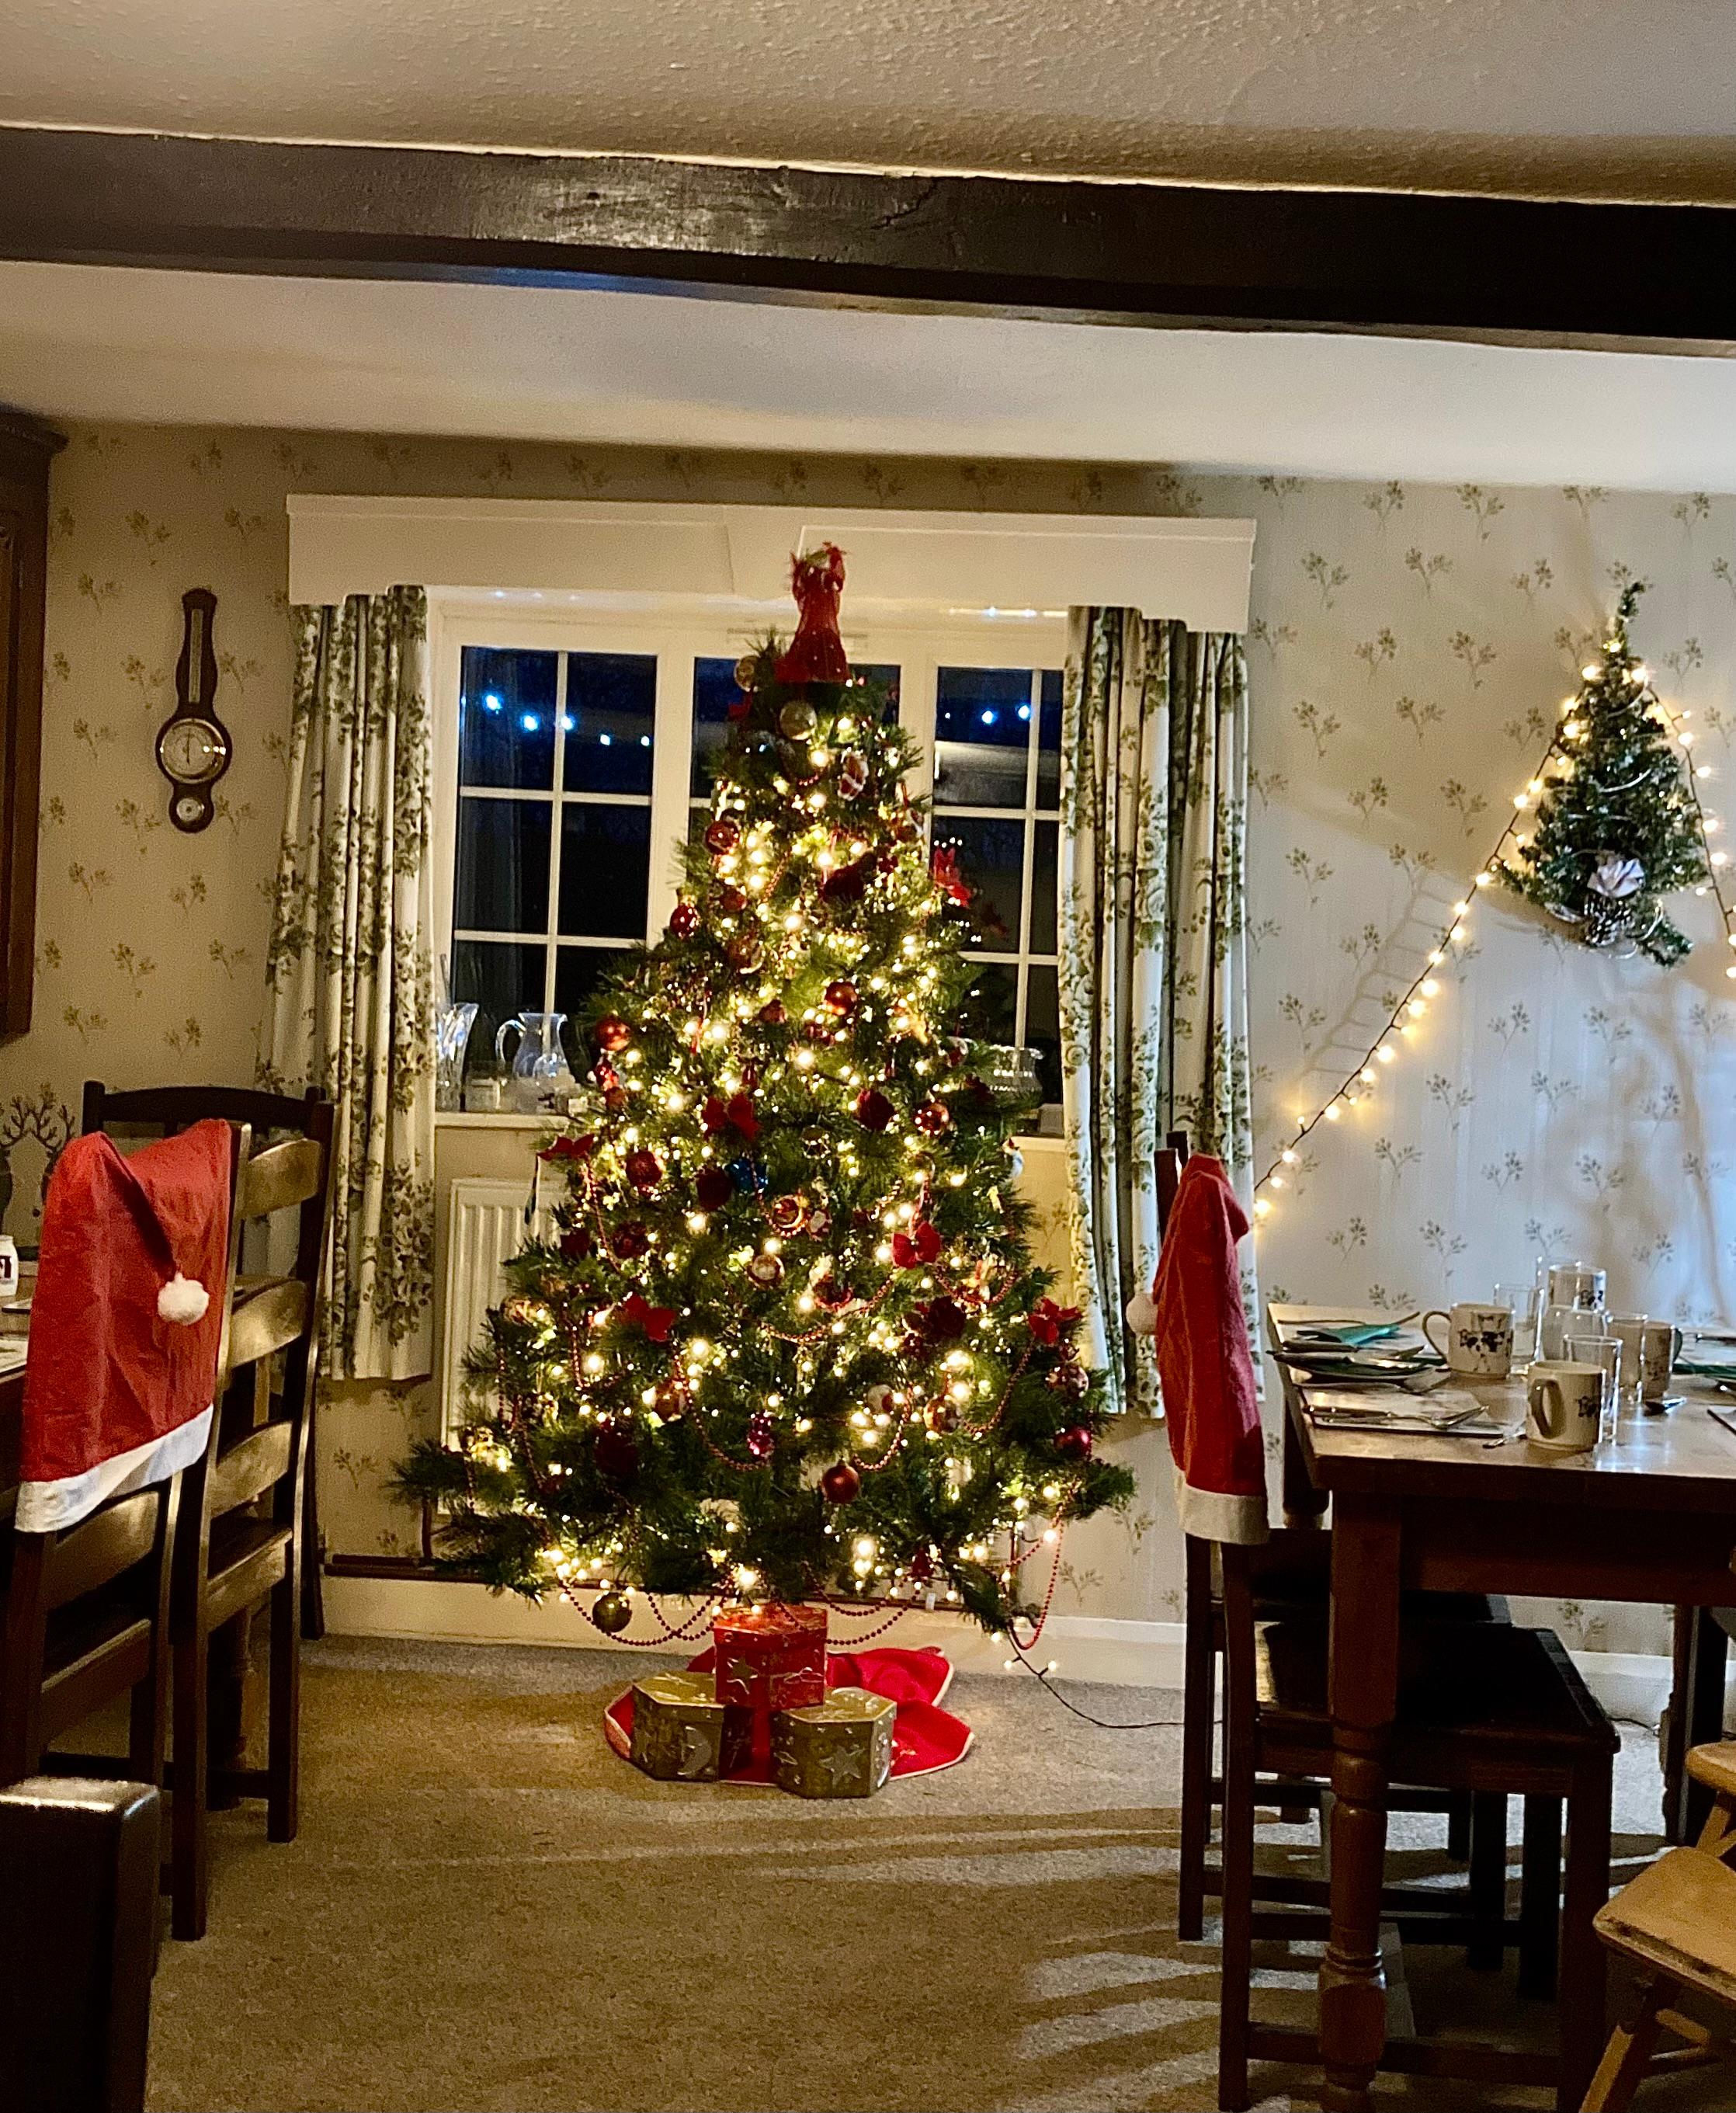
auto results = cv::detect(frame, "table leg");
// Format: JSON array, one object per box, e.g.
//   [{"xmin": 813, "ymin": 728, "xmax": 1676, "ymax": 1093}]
[
  {"xmin": 1281, "ymin": 1378, "xmax": 1331, "ymax": 1532},
  {"xmin": 1673, "ymin": 1607, "xmax": 1729, "ymax": 1843},
  {"xmin": 1318, "ymin": 1499, "xmax": 1402, "ymax": 2113}
]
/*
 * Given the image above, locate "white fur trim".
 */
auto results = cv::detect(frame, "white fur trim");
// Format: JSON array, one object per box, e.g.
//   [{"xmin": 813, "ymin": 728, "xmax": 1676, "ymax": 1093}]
[
  {"xmin": 1171, "ymin": 1461, "xmax": 1268, "ymax": 1545},
  {"xmin": 1124, "ymin": 1286, "xmax": 1158, "ymax": 1337},
  {"xmin": 16, "ymin": 1404, "xmax": 213, "ymax": 1533},
  {"xmin": 157, "ymin": 1273, "xmax": 210, "ymax": 1325}
]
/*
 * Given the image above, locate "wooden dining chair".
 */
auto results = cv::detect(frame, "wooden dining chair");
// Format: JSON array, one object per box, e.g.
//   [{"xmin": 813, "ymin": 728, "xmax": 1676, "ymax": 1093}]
[
  {"xmin": 1582, "ymin": 1739, "xmax": 1736, "ymax": 2110},
  {"xmin": 1168, "ymin": 1126, "xmax": 1498, "ymax": 1946},
  {"xmin": 82, "ymin": 1083, "xmax": 333, "ymax": 1941},
  {"xmin": 0, "ymin": 1121, "xmax": 248, "ymax": 1802}
]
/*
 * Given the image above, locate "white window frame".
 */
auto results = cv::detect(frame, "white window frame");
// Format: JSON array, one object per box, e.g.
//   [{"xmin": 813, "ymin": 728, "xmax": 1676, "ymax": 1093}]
[{"xmin": 430, "ymin": 599, "xmax": 1068, "ymax": 1035}]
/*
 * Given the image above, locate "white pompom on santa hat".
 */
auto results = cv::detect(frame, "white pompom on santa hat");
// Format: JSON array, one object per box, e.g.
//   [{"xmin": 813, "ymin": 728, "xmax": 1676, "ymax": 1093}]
[{"xmin": 158, "ymin": 1271, "xmax": 211, "ymax": 1324}]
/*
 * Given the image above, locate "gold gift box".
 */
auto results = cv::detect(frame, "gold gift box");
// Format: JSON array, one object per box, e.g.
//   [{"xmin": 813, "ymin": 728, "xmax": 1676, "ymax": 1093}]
[
  {"xmin": 630, "ymin": 1670, "xmax": 751, "ymax": 1782},
  {"xmin": 771, "ymin": 1685, "xmax": 895, "ymax": 1798}
]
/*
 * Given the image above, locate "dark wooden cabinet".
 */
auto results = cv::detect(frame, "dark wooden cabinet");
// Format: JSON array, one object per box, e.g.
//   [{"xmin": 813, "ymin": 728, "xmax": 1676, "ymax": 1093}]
[{"xmin": 0, "ymin": 409, "xmax": 66, "ymax": 1038}]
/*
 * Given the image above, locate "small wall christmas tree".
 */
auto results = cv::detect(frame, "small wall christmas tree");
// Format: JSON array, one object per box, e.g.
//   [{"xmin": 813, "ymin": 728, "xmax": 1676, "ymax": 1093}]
[
  {"xmin": 1497, "ymin": 583, "xmax": 1709, "ymax": 965},
  {"xmin": 398, "ymin": 547, "xmax": 1132, "ymax": 1633}
]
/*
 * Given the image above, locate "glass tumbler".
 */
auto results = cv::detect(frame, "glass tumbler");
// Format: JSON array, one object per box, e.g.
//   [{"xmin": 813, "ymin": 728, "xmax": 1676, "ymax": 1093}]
[{"xmin": 1564, "ymin": 1329, "xmax": 1623, "ymax": 1444}]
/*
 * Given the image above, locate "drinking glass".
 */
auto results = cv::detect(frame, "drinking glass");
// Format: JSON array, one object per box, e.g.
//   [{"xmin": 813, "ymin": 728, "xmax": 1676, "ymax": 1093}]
[
  {"xmin": 1494, "ymin": 1281, "xmax": 1540, "ymax": 1371},
  {"xmin": 1564, "ymin": 1329, "xmax": 1623, "ymax": 1444}
]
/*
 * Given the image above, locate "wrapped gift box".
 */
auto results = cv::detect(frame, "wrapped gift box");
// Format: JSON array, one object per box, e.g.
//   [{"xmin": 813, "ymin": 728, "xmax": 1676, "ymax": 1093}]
[
  {"xmin": 629, "ymin": 1670, "xmax": 751, "ymax": 1781},
  {"xmin": 772, "ymin": 1686, "xmax": 896, "ymax": 1798},
  {"xmin": 713, "ymin": 1601, "xmax": 827, "ymax": 1712}
]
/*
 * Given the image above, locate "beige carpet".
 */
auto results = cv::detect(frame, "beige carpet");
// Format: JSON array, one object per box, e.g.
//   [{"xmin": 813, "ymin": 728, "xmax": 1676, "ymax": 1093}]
[{"xmin": 141, "ymin": 1638, "xmax": 1722, "ymax": 2113}]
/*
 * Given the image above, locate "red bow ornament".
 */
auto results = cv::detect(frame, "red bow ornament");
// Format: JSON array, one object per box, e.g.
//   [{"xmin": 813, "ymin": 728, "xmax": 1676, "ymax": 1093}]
[
  {"xmin": 618, "ymin": 1291, "xmax": 677, "ymax": 1343},
  {"xmin": 1027, "ymin": 1298, "xmax": 1082, "ymax": 1347},
  {"xmin": 891, "ymin": 1221, "xmax": 943, "ymax": 1270},
  {"xmin": 539, "ymin": 1133, "xmax": 596, "ymax": 1165},
  {"xmin": 702, "ymin": 1092, "xmax": 760, "ymax": 1144}
]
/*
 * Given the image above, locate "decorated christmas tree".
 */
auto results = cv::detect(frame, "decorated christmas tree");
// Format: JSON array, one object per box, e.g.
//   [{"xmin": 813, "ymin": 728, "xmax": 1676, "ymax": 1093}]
[
  {"xmin": 1497, "ymin": 583, "xmax": 1708, "ymax": 964},
  {"xmin": 399, "ymin": 547, "xmax": 1131, "ymax": 1635}
]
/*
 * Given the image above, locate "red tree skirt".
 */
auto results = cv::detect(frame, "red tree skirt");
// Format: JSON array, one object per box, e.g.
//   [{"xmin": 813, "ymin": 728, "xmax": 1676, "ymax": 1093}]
[{"xmin": 603, "ymin": 1645, "xmax": 974, "ymax": 1784}]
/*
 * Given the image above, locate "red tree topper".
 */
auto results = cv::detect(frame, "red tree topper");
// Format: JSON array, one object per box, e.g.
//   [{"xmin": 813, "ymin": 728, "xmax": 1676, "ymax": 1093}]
[{"xmin": 774, "ymin": 544, "xmax": 850, "ymax": 686}]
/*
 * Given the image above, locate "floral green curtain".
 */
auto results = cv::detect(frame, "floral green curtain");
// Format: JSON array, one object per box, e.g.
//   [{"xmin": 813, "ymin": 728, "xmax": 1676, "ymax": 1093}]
[
  {"xmin": 259, "ymin": 586, "xmax": 436, "ymax": 1382},
  {"xmin": 1057, "ymin": 608, "xmax": 1255, "ymax": 1415}
]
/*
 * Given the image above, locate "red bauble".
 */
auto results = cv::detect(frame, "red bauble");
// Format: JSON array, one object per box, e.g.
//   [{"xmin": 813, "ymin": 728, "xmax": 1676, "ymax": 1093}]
[
  {"xmin": 726, "ymin": 934, "xmax": 762, "ymax": 971},
  {"xmin": 595, "ymin": 1013, "xmax": 632, "ymax": 1053},
  {"xmin": 1054, "ymin": 1423, "xmax": 1094, "ymax": 1462},
  {"xmin": 559, "ymin": 1227, "xmax": 593, "ymax": 1260},
  {"xmin": 823, "ymin": 978, "xmax": 859, "ymax": 1017},
  {"xmin": 767, "ymin": 1192, "xmax": 807, "ymax": 1233},
  {"xmin": 745, "ymin": 1409, "xmax": 776, "ymax": 1461},
  {"xmin": 746, "ymin": 1252, "xmax": 784, "ymax": 1289},
  {"xmin": 820, "ymin": 1461, "xmax": 861, "ymax": 1504},
  {"xmin": 603, "ymin": 1088, "xmax": 630, "ymax": 1114},
  {"xmin": 813, "ymin": 1275, "xmax": 852, "ymax": 1311},
  {"xmin": 668, "ymin": 901, "xmax": 700, "ymax": 939},
  {"xmin": 855, "ymin": 1087, "xmax": 895, "ymax": 1132},
  {"xmin": 694, "ymin": 1166, "xmax": 734, "ymax": 1212},
  {"xmin": 1047, "ymin": 1361, "xmax": 1091, "ymax": 1402},
  {"xmin": 920, "ymin": 1296, "xmax": 968, "ymax": 1343},
  {"xmin": 915, "ymin": 1099, "xmax": 953, "ymax": 1137},
  {"xmin": 818, "ymin": 854, "xmax": 873, "ymax": 905},
  {"xmin": 757, "ymin": 999, "xmax": 788, "ymax": 1027},
  {"xmin": 717, "ymin": 884, "xmax": 748, "ymax": 916},
  {"xmin": 704, "ymin": 816, "xmax": 741, "ymax": 856},
  {"xmin": 612, "ymin": 1221, "xmax": 650, "ymax": 1260},
  {"xmin": 624, "ymin": 1148, "xmax": 661, "ymax": 1194},
  {"xmin": 593, "ymin": 1423, "xmax": 640, "ymax": 1479}
]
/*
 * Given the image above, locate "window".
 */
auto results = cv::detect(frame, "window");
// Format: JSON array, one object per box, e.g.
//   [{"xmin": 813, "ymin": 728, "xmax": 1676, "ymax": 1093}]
[{"xmin": 432, "ymin": 603, "xmax": 1066, "ymax": 1107}]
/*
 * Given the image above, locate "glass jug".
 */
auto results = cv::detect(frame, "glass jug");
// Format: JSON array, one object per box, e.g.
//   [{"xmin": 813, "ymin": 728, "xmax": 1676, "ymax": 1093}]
[
  {"xmin": 434, "ymin": 1002, "xmax": 477, "ymax": 1114},
  {"xmin": 495, "ymin": 1010, "xmax": 578, "ymax": 1113}
]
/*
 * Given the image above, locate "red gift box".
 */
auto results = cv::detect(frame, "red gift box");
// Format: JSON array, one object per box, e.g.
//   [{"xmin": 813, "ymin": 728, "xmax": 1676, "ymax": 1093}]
[{"xmin": 713, "ymin": 1601, "xmax": 827, "ymax": 1712}]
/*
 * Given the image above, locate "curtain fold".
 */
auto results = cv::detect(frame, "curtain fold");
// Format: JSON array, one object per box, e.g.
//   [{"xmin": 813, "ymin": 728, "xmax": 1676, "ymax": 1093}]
[
  {"xmin": 259, "ymin": 586, "xmax": 436, "ymax": 1383},
  {"xmin": 1057, "ymin": 607, "xmax": 1255, "ymax": 1415}
]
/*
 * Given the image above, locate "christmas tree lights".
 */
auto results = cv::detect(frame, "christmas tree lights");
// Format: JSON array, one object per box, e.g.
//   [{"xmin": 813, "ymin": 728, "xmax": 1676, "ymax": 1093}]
[{"xmin": 398, "ymin": 548, "xmax": 1133, "ymax": 1637}]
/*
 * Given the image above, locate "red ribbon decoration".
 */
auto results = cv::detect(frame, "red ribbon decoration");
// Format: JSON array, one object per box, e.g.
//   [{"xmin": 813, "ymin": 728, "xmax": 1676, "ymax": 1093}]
[
  {"xmin": 891, "ymin": 1221, "xmax": 943, "ymax": 1270},
  {"xmin": 1027, "ymin": 1298, "xmax": 1082, "ymax": 1347},
  {"xmin": 931, "ymin": 844, "xmax": 973, "ymax": 907},
  {"xmin": 702, "ymin": 1092, "xmax": 760, "ymax": 1144},
  {"xmin": 617, "ymin": 1291, "xmax": 676, "ymax": 1343},
  {"xmin": 539, "ymin": 1133, "xmax": 595, "ymax": 1164},
  {"xmin": 774, "ymin": 543, "xmax": 850, "ymax": 686}
]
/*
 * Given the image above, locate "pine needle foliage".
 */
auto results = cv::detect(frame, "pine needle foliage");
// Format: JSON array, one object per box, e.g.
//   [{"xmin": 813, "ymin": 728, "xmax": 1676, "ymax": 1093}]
[{"xmin": 398, "ymin": 585, "xmax": 1131, "ymax": 1630}]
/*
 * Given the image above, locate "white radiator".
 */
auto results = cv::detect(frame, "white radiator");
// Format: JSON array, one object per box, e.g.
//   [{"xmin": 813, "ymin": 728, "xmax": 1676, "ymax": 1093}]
[{"xmin": 439, "ymin": 1176, "xmax": 553, "ymax": 1438}]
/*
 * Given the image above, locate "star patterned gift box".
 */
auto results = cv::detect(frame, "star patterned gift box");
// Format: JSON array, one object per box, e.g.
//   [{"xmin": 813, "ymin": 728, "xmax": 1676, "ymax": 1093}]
[
  {"xmin": 711, "ymin": 1601, "xmax": 827, "ymax": 1713},
  {"xmin": 771, "ymin": 1686, "xmax": 897, "ymax": 1798},
  {"xmin": 628, "ymin": 1670, "xmax": 752, "ymax": 1782}
]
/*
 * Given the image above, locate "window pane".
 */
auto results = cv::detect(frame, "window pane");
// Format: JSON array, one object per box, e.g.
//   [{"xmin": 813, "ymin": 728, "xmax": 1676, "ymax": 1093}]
[
  {"xmin": 459, "ymin": 648, "xmax": 557, "ymax": 791},
  {"xmin": 692, "ymin": 656, "xmax": 740, "ymax": 799},
  {"xmin": 1035, "ymin": 668, "xmax": 1064, "ymax": 808},
  {"xmin": 455, "ymin": 797, "xmax": 550, "ymax": 935},
  {"xmin": 934, "ymin": 815, "xmax": 1024, "ymax": 953},
  {"xmin": 1025, "ymin": 965, "xmax": 1062, "ymax": 1105},
  {"xmin": 563, "ymin": 652, "xmax": 656, "ymax": 795},
  {"xmin": 451, "ymin": 940, "xmax": 546, "ymax": 1057},
  {"xmin": 933, "ymin": 666, "xmax": 1032, "ymax": 808},
  {"xmin": 851, "ymin": 662, "xmax": 901, "ymax": 726},
  {"xmin": 1029, "ymin": 820, "xmax": 1058, "ymax": 956},
  {"xmin": 558, "ymin": 804, "xmax": 651, "ymax": 939},
  {"xmin": 555, "ymin": 944, "xmax": 635, "ymax": 1031},
  {"xmin": 953, "ymin": 961, "xmax": 1018, "ymax": 1049}
]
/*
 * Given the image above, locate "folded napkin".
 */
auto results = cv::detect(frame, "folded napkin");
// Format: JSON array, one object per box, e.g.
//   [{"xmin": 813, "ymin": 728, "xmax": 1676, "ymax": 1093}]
[{"xmin": 1289, "ymin": 1322, "xmax": 1403, "ymax": 1349}]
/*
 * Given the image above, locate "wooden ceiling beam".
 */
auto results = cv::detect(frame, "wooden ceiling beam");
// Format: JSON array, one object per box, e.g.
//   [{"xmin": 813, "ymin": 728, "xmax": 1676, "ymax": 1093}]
[{"xmin": 2, "ymin": 124, "xmax": 1734, "ymax": 350}]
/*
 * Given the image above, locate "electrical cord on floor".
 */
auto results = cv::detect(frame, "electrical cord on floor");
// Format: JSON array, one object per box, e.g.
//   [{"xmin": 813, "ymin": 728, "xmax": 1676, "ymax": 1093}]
[{"xmin": 1002, "ymin": 1628, "xmax": 1185, "ymax": 1728}]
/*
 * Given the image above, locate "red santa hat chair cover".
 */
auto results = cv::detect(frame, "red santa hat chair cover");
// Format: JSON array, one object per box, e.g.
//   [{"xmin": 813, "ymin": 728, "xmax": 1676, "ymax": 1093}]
[{"xmin": 17, "ymin": 1120, "xmax": 234, "ymax": 1533}]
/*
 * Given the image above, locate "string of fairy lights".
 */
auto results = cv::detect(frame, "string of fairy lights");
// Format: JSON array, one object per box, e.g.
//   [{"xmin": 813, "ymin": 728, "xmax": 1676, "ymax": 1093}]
[{"xmin": 1252, "ymin": 645, "xmax": 1736, "ymax": 1221}]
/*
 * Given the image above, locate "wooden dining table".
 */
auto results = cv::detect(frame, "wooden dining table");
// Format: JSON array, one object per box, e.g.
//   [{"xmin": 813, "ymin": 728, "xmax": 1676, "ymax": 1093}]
[{"xmin": 1269, "ymin": 1304, "xmax": 1736, "ymax": 2113}]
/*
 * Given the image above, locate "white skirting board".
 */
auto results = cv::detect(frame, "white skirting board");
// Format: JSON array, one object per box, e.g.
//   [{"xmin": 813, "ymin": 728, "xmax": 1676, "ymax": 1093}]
[{"xmin": 322, "ymin": 1575, "xmax": 1687, "ymax": 1727}]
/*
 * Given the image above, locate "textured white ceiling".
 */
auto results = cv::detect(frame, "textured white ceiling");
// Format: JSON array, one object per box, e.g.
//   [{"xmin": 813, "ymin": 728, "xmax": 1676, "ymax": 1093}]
[
  {"xmin": 3, "ymin": 259, "xmax": 1736, "ymax": 492},
  {"xmin": 2, "ymin": 0, "xmax": 1735, "ymax": 200}
]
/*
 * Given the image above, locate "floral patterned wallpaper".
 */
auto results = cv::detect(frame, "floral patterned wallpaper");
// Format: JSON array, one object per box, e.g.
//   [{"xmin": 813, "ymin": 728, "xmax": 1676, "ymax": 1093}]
[{"xmin": 15, "ymin": 421, "xmax": 1734, "ymax": 1655}]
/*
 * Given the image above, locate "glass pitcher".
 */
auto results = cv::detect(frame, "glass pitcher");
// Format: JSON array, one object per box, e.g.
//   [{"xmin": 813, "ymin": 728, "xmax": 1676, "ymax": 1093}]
[
  {"xmin": 434, "ymin": 1002, "xmax": 477, "ymax": 1114},
  {"xmin": 495, "ymin": 1010, "xmax": 579, "ymax": 1113}
]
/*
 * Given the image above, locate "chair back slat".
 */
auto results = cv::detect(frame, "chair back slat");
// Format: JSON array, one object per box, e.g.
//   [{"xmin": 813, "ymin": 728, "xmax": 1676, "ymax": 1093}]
[
  {"xmin": 40, "ymin": 1493, "xmax": 162, "ymax": 1614},
  {"xmin": 238, "ymin": 1137, "xmax": 325, "ymax": 1222},
  {"xmin": 206, "ymin": 1422, "xmax": 293, "ymax": 1520},
  {"xmin": 226, "ymin": 1281, "xmax": 310, "ymax": 1374}
]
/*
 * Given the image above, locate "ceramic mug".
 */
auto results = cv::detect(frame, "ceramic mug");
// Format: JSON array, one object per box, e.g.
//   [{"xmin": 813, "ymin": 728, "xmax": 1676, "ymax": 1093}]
[
  {"xmin": 1609, "ymin": 1315, "xmax": 1682, "ymax": 1406},
  {"xmin": 1422, "ymin": 1302, "xmax": 1515, "ymax": 1377},
  {"xmin": 1526, "ymin": 1361, "xmax": 1605, "ymax": 1453}
]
